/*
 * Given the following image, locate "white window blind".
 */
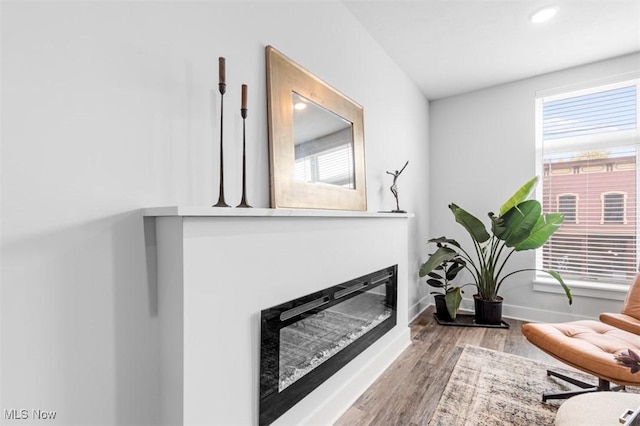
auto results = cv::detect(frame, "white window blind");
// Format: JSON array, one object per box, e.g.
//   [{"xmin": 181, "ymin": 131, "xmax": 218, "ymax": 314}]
[
  {"xmin": 536, "ymin": 77, "xmax": 640, "ymax": 284},
  {"xmin": 295, "ymin": 143, "xmax": 354, "ymax": 188},
  {"xmin": 543, "ymin": 85, "xmax": 637, "ymax": 140}
]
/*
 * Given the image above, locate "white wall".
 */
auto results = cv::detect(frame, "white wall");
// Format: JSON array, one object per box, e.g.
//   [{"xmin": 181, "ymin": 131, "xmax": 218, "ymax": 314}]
[
  {"xmin": 430, "ymin": 52, "xmax": 640, "ymax": 323},
  {"xmin": 1, "ymin": 2, "xmax": 430, "ymax": 425}
]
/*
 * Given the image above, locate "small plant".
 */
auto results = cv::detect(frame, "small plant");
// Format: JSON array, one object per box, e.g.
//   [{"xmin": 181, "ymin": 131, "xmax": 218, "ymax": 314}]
[{"xmin": 420, "ymin": 256, "xmax": 473, "ymax": 320}]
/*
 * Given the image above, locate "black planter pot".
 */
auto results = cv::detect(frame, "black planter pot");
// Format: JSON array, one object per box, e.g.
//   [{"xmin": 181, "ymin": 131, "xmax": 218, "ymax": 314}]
[
  {"xmin": 434, "ymin": 294, "xmax": 453, "ymax": 322},
  {"xmin": 474, "ymin": 294, "xmax": 503, "ymax": 325}
]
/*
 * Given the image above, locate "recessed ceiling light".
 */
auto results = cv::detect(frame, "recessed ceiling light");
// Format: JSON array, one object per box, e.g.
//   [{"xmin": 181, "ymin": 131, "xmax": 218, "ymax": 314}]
[
  {"xmin": 293, "ymin": 102, "xmax": 307, "ymax": 110},
  {"xmin": 530, "ymin": 6, "xmax": 557, "ymax": 24}
]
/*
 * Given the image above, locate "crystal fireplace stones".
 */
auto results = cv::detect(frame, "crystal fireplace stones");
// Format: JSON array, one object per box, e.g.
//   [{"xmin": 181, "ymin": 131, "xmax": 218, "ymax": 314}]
[{"xmin": 259, "ymin": 265, "xmax": 398, "ymax": 425}]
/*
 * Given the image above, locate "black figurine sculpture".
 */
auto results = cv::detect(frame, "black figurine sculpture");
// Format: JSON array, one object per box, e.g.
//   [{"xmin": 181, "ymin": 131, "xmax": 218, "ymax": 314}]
[{"xmin": 386, "ymin": 160, "xmax": 409, "ymax": 213}]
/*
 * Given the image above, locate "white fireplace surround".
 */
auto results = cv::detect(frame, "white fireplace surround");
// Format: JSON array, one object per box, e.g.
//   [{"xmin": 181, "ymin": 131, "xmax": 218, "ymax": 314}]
[{"xmin": 144, "ymin": 207, "xmax": 411, "ymax": 425}]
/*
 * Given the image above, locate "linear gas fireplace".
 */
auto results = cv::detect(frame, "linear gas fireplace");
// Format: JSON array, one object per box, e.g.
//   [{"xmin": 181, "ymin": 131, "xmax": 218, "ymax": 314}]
[{"xmin": 259, "ymin": 265, "xmax": 397, "ymax": 425}]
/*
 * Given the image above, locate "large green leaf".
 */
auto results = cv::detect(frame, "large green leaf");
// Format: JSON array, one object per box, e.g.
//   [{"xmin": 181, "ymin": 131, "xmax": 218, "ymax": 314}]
[
  {"xmin": 545, "ymin": 269, "xmax": 573, "ymax": 305},
  {"xmin": 419, "ymin": 246, "xmax": 458, "ymax": 277},
  {"xmin": 427, "ymin": 271, "xmax": 443, "ymax": 279},
  {"xmin": 446, "ymin": 260, "xmax": 465, "ymax": 280},
  {"xmin": 499, "ymin": 176, "xmax": 539, "ymax": 216},
  {"xmin": 428, "ymin": 236, "xmax": 461, "ymax": 249},
  {"xmin": 427, "ymin": 279, "xmax": 445, "ymax": 288},
  {"xmin": 514, "ymin": 213, "xmax": 564, "ymax": 250},
  {"xmin": 489, "ymin": 212, "xmax": 506, "ymax": 237},
  {"xmin": 496, "ymin": 200, "xmax": 541, "ymax": 247},
  {"xmin": 445, "ymin": 287, "xmax": 463, "ymax": 319},
  {"xmin": 449, "ymin": 203, "xmax": 490, "ymax": 244}
]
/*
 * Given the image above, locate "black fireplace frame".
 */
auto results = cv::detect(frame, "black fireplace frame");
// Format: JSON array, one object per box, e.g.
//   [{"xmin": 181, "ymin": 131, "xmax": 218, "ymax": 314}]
[{"xmin": 258, "ymin": 265, "xmax": 398, "ymax": 425}]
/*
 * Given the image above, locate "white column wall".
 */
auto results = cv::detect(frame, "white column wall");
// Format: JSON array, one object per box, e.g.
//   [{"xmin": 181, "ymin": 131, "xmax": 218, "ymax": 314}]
[{"xmin": 153, "ymin": 214, "xmax": 410, "ymax": 425}]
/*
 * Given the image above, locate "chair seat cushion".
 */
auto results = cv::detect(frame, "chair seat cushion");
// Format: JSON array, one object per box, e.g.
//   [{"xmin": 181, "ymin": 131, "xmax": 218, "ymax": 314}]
[{"xmin": 522, "ymin": 320, "xmax": 640, "ymax": 386}]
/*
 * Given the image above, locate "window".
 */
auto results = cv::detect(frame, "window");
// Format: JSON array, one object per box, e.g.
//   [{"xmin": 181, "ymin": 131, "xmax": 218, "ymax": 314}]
[
  {"xmin": 557, "ymin": 194, "xmax": 577, "ymax": 223},
  {"xmin": 602, "ymin": 192, "xmax": 626, "ymax": 224},
  {"xmin": 536, "ymin": 76, "xmax": 640, "ymax": 285}
]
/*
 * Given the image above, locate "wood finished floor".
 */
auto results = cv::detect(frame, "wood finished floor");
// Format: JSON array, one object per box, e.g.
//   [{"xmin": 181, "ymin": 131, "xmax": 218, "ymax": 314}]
[{"xmin": 334, "ymin": 306, "xmax": 564, "ymax": 426}]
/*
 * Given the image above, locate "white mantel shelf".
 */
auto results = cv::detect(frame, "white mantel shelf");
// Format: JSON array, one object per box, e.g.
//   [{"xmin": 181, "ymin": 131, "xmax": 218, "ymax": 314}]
[{"xmin": 143, "ymin": 206, "xmax": 413, "ymax": 218}]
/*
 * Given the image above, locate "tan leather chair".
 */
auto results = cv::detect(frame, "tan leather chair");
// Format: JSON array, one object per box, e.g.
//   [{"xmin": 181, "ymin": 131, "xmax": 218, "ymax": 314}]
[
  {"xmin": 522, "ymin": 275, "xmax": 640, "ymax": 402},
  {"xmin": 600, "ymin": 275, "xmax": 640, "ymax": 335}
]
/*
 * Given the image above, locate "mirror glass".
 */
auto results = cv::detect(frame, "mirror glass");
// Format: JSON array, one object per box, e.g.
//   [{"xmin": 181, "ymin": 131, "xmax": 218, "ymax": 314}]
[{"xmin": 292, "ymin": 92, "xmax": 355, "ymax": 188}]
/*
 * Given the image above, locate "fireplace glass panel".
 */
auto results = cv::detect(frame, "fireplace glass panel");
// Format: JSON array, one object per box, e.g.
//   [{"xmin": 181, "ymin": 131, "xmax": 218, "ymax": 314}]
[
  {"xmin": 278, "ymin": 285, "xmax": 392, "ymax": 391},
  {"xmin": 259, "ymin": 265, "xmax": 397, "ymax": 426}
]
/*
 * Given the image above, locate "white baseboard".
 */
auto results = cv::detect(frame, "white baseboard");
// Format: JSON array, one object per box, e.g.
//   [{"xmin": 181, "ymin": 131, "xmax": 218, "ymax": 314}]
[
  {"xmin": 409, "ymin": 294, "xmax": 432, "ymax": 323},
  {"xmin": 410, "ymin": 297, "xmax": 596, "ymax": 324},
  {"xmin": 501, "ymin": 303, "xmax": 595, "ymax": 323}
]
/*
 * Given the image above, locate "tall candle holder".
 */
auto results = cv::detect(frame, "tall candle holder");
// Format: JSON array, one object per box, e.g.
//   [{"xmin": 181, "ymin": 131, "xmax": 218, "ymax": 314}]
[
  {"xmin": 237, "ymin": 84, "xmax": 252, "ymax": 208},
  {"xmin": 214, "ymin": 58, "xmax": 230, "ymax": 207},
  {"xmin": 237, "ymin": 111, "xmax": 252, "ymax": 208}
]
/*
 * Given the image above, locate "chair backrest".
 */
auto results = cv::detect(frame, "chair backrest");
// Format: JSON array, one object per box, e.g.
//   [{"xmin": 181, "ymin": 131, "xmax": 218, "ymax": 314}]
[{"xmin": 622, "ymin": 274, "xmax": 640, "ymax": 320}]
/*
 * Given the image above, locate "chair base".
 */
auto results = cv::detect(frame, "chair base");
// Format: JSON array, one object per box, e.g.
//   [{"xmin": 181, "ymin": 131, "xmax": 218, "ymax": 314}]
[{"xmin": 543, "ymin": 370, "xmax": 625, "ymax": 402}]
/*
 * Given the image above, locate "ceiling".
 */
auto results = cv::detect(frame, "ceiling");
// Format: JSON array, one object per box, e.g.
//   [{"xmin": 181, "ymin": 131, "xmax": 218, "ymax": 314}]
[{"xmin": 342, "ymin": 0, "xmax": 640, "ymax": 100}]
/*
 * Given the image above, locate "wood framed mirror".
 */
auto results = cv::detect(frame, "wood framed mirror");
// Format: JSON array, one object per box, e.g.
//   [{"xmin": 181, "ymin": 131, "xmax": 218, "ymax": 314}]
[{"xmin": 266, "ymin": 46, "xmax": 367, "ymax": 211}]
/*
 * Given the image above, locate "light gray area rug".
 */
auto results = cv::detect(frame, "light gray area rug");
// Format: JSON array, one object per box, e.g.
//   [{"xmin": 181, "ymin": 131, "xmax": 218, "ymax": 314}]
[{"xmin": 429, "ymin": 345, "xmax": 599, "ymax": 425}]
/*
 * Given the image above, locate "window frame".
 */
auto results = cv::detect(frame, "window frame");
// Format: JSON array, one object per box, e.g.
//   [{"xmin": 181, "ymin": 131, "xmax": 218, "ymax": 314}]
[{"xmin": 534, "ymin": 72, "xmax": 640, "ymax": 297}]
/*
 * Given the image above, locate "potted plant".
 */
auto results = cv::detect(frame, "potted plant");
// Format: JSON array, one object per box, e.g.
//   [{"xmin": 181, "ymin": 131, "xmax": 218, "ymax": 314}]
[
  {"xmin": 421, "ymin": 256, "xmax": 470, "ymax": 321},
  {"xmin": 420, "ymin": 176, "xmax": 572, "ymax": 325}
]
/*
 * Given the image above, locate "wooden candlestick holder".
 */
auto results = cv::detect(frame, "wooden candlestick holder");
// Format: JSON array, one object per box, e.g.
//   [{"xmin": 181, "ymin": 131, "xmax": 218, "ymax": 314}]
[
  {"xmin": 213, "ymin": 82, "xmax": 231, "ymax": 207},
  {"xmin": 237, "ymin": 108, "xmax": 252, "ymax": 208}
]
